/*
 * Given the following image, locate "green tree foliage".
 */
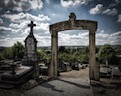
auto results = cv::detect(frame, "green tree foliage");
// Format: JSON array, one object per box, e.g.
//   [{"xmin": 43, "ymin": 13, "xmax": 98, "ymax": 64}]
[
  {"xmin": 59, "ymin": 46, "xmax": 66, "ymax": 53},
  {"xmin": 37, "ymin": 49, "xmax": 51, "ymax": 62},
  {"xmin": 5, "ymin": 47, "xmax": 13, "ymax": 59},
  {"xmin": 0, "ymin": 53, "xmax": 3, "ymax": 60},
  {"xmin": 11, "ymin": 41, "xmax": 24, "ymax": 59},
  {"xmin": 80, "ymin": 54, "xmax": 89, "ymax": 64},
  {"xmin": 0, "ymin": 47, "xmax": 13, "ymax": 59},
  {"xmin": 0, "ymin": 41, "xmax": 24, "ymax": 60},
  {"xmin": 58, "ymin": 46, "xmax": 89, "ymax": 63},
  {"xmin": 58, "ymin": 46, "xmax": 70, "ymax": 53},
  {"xmin": 97, "ymin": 44, "xmax": 116, "ymax": 64},
  {"xmin": 114, "ymin": 45, "xmax": 121, "ymax": 55}
]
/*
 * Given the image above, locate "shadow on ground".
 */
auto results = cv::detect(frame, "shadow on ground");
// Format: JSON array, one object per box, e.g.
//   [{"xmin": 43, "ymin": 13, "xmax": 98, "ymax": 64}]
[
  {"xmin": 39, "ymin": 77, "xmax": 90, "ymax": 93},
  {"xmin": 57, "ymin": 78, "xmax": 90, "ymax": 89}
]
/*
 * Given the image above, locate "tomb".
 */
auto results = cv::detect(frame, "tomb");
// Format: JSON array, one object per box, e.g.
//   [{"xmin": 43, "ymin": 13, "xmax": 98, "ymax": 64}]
[
  {"xmin": 111, "ymin": 67, "xmax": 121, "ymax": 78},
  {"xmin": 59, "ymin": 61, "xmax": 72, "ymax": 72},
  {"xmin": 23, "ymin": 21, "xmax": 39, "ymax": 79},
  {"xmin": 0, "ymin": 60, "xmax": 34, "ymax": 88},
  {"xmin": 100, "ymin": 66, "xmax": 111, "ymax": 77},
  {"xmin": 0, "ymin": 21, "xmax": 39, "ymax": 88}
]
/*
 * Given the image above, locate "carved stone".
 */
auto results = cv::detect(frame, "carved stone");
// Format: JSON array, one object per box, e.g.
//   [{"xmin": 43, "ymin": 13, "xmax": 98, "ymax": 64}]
[
  {"xmin": 49, "ymin": 13, "xmax": 100, "ymax": 81},
  {"xmin": 23, "ymin": 21, "xmax": 39, "ymax": 79}
]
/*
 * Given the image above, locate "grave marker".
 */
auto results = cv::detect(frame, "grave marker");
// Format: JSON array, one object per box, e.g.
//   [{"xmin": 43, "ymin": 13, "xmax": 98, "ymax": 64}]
[{"xmin": 23, "ymin": 21, "xmax": 39, "ymax": 79}]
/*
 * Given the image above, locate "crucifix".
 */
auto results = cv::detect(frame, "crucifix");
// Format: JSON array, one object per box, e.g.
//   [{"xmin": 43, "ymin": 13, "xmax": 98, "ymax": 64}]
[{"xmin": 28, "ymin": 21, "xmax": 36, "ymax": 35}]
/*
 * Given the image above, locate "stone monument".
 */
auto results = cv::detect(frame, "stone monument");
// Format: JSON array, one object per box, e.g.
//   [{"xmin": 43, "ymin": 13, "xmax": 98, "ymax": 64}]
[
  {"xmin": 49, "ymin": 13, "xmax": 99, "ymax": 81},
  {"xmin": 23, "ymin": 21, "xmax": 39, "ymax": 79}
]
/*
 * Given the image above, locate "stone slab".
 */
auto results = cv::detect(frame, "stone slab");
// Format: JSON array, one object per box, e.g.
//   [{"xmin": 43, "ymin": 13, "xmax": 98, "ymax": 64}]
[
  {"xmin": 111, "ymin": 67, "xmax": 121, "ymax": 77},
  {"xmin": 0, "ymin": 66, "xmax": 34, "ymax": 85}
]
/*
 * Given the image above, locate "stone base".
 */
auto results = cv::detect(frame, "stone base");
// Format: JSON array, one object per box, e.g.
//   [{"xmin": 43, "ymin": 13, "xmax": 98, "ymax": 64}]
[{"xmin": 22, "ymin": 60, "xmax": 39, "ymax": 79}]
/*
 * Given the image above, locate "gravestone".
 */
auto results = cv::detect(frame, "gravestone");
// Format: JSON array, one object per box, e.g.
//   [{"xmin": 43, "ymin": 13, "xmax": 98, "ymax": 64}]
[
  {"xmin": 111, "ymin": 67, "xmax": 121, "ymax": 78},
  {"xmin": 23, "ymin": 21, "xmax": 39, "ymax": 79},
  {"xmin": 100, "ymin": 66, "xmax": 111, "ymax": 77}
]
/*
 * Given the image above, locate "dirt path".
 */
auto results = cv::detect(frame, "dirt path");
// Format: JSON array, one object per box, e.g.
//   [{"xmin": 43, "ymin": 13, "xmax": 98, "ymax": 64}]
[
  {"xmin": 25, "ymin": 67, "xmax": 93, "ymax": 96},
  {"xmin": 1, "ymin": 67, "xmax": 121, "ymax": 96},
  {"xmin": 60, "ymin": 67, "xmax": 90, "ymax": 78}
]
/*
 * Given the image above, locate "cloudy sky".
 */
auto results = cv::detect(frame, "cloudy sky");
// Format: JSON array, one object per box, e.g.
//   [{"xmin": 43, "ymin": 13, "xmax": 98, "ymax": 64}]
[{"xmin": 0, "ymin": 0, "xmax": 121, "ymax": 47}]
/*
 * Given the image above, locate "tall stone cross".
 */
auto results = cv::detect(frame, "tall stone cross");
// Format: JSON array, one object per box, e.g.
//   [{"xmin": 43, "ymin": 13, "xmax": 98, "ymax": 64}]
[
  {"xmin": 28, "ymin": 21, "xmax": 36, "ymax": 35},
  {"xmin": 69, "ymin": 12, "xmax": 76, "ymax": 27}
]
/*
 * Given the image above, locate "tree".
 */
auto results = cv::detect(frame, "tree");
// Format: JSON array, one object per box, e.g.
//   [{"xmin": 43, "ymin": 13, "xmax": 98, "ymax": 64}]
[
  {"xmin": 0, "ymin": 47, "xmax": 13, "ymax": 59},
  {"xmin": 11, "ymin": 41, "xmax": 25, "ymax": 59},
  {"xmin": 80, "ymin": 54, "xmax": 89, "ymax": 64},
  {"xmin": 0, "ymin": 53, "xmax": 2, "ymax": 60},
  {"xmin": 0, "ymin": 41, "xmax": 24, "ymax": 60},
  {"xmin": 37, "ymin": 49, "xmax": 51, "ymax": 62},
  {"xmin": 59, "ymin": 46, "xmax": 68, "ymax": 53},
  {"xmin": 98, "ymin": 44, "xmax": 116, "ymax": 64}
]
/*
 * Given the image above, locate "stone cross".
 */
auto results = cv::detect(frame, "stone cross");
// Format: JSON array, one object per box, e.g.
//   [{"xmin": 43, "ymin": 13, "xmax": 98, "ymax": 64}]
[
  {"xmin": 69, "ymin": 12, "xmax": 76, "ymax": 27},
  {"xmin": 69, "ymin": 12, "xmax": 76, "ymax": 21},
  {"xmin": 28, "ymin": 21, "xmax": 36, "ymax": 35}
]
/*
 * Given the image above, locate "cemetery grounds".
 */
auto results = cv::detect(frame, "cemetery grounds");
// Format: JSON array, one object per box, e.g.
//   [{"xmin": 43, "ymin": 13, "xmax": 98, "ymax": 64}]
[{"xmin": 0, "ymin": 66, "xmax": 121, "ymax": 96}]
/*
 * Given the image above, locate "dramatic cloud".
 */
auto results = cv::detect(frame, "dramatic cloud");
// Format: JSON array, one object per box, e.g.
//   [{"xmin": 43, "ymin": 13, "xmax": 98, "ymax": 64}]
[
  {"xmin": 0, "ymin": 26, "xmax": 12, "ymax": 31},
  {"xmin": 117, "ymin": 14, "xmax": 121, "ymax": 22},
  {"xmin": 0, "ymin": 0, "xmax": 43, "ymax": 11},
  {"xmin": 96, "ymin": 30, "xmax": 121, "ymax": 45},
  {"xmin": 109, "ymin": 0, "xmax": 121, "ymax": 8},
  {"xmin": 89, "ymin": 4, "xmax": 104, "ymax": 14},
  {"xmin": 57, "ymin": 30, "xmax": 121, "ymax": 46},
  {"xmin": 0, "ymin": 37, "xmax": 25, "ymax": 47},
  {"xmin": 89, "ymin": 4, "xmax": 118, "ymax": 15},
  {"xmin": 58, "ymin": 31, "xmax": 89, "ymax": 46},
  {"xmin": 0, "ymin": 28, "xmax": 121, "ymax": 47},
  {"xmin": 0, "ymin": 12, "xmax": 51, "ymax": 47},
  {"xmin": 60, "ymin": 0, "xmax": 93, "ymax": 8},
  {"xmin": 2, "ymin": 12, "xmax": 50, "ymax": 34},
  {"xmin": 2, "ymin": 12, "xmax": 50, "ymax": 23},
  {"xmin": 0, "ymin": 0, "xmax": 121, "ymax": 47},
  {"xmin": 34, "ymin": 34, "xmax": 51, "ymax": 46},
  {"xmin": 102, "ymin": 8, "xmax": 118, "ymax": 15}
]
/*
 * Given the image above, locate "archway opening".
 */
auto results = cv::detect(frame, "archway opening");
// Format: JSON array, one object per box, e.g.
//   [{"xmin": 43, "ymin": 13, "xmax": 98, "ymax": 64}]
[
  {"xmin": 58, "ymin": 30, "xmax": 90, "ymax": 82},
  {"xmin": 49, "ymin": 13, "xmax": 99, "ymax": 81}
]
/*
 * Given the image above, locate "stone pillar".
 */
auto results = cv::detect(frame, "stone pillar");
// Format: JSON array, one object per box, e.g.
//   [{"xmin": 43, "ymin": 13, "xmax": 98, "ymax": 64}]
[
  {"xmin": 95, "ymin": 60, "xmax": 100, "ymax": 80},
  {"xmin": 89, "ymin": 29, "xmax": 100, "ymax": 81},
  {"xmin": 49, "ymin": 31, "xmax": 58, "ymax": 78},
  {"xmin": 89, "ymin": 30, "xmax": 94, "ymax": 80}
]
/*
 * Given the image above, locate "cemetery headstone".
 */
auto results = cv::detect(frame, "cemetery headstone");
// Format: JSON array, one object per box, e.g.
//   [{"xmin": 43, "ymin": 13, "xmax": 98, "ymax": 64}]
[{"xmin": 23, "ymin": 21, "xmax": 39, "ymax": 79}]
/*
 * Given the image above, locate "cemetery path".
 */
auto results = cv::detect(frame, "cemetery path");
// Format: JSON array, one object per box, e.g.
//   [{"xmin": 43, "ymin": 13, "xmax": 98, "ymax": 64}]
[
  {"xmin": 1, "ymin": 67, "xmax": 121, "ymax": 96},
  {"xmin": 25, "ymin": 67, "xmax": 93, "ymax": 96}
]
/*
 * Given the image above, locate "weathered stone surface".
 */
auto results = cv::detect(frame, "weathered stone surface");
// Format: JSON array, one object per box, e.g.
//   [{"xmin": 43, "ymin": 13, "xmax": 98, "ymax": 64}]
[
  {"xmin": 49, "ymin": 12, "xmax": 99, "ymax": 81},
  {"xmin": 111, "ymin": 67, "xmax": 121, "ymax": 78},
  {"xmin": 23, "ymin": 21, "xmax": 39, "ymax": 79},
  {"xmin": 100, "ymin": 67, "xmax": 109, "ymax": 74}
]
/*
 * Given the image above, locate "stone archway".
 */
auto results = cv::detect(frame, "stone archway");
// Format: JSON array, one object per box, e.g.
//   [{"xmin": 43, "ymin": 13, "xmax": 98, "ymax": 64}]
[{"xmin": 49, "ymin": 13, "xmax": 100, "ymax": 81}]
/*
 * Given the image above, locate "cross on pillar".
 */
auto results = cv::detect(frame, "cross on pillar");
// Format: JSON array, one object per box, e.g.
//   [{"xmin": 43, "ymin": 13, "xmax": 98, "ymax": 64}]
[
  {"xmin": 69, "ymin": 13, "xmax": 76, "ymax": 27},
  {"xmin": 28, "ymin": 21, "xmax": 36, "ymax": 35}
]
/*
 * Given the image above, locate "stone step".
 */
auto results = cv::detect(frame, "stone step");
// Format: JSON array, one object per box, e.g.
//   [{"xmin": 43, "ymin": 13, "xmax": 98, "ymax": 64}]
[{"xmin": 0, "ymin": 83, "xmax": 14, "ymax": 89}]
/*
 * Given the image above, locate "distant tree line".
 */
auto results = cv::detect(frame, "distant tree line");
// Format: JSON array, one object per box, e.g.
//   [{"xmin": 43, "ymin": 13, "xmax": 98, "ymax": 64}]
[
  {"xmin": 0, "ymin": 41, "xmax": 24, "ymax": 60},
  {"xmin": 0, "ymin": 41, "xmax": 121, "ymax": 65},
  {"xmin": 58, "ymin": 46, "xmax": 89, "ymax": 64}
]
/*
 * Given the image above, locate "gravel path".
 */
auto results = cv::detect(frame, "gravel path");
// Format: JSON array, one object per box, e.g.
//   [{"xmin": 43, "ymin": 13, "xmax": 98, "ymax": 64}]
[
  {"xmin": 25, "ymin": 78, "xmax": 93, "ymax": 96},
  {"xmin": 1, "ymin": 67, "xmax": 121, "ymax": 96},
  {"xmin": 25, "ymin": 68, "xmax": 93, "ymax": 96}
]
